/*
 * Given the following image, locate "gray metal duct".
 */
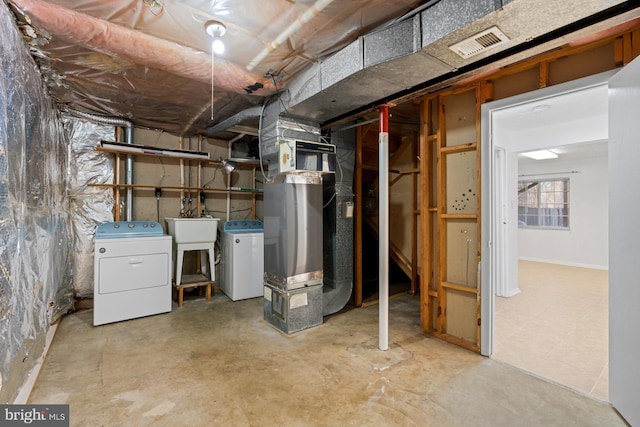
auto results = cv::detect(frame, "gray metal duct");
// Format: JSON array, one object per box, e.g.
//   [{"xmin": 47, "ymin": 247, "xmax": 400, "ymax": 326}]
[
  {"xmin": 205, "ymin": 105, "xmax": 263, "ymax": 136},
  {"xmin": 322, "ymin": 125, "xmax": 355, "ymax": 316},
  {"xmin": 281, "ymin": 0, "xmax": 631, "ymax": 124},
  {"xmin": 66, "ymin": 109, "xmax": 134, "ymax": 220}
]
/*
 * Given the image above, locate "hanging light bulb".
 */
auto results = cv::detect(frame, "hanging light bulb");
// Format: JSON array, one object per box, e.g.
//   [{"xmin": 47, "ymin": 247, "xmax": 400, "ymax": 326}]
[
  {"xmin": 205, "ymin": 20, "xmax": 226, "ymax": 55},
  {"xmin": 212, "ymin": 38, "xmax": 225, "ymax": 55},
  {"xmin": 205, "ymin": 20, "xmax": 226, "ymax": 121}
]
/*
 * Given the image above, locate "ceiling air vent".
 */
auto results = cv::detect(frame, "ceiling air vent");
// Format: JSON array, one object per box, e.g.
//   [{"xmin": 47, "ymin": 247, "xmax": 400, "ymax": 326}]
[{"xmin": 449, "ymin": 26, "xmax": 510, "ymax": 59}]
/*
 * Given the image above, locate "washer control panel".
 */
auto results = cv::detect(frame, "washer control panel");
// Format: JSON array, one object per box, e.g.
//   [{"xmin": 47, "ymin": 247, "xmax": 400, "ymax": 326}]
[
  {"xmin": 223, "ymin": 220, "xmax": 264, "ymax": 233},
  {"xmin": 95, "ymin": 221, "xmax": 164, "ymax": 239}
]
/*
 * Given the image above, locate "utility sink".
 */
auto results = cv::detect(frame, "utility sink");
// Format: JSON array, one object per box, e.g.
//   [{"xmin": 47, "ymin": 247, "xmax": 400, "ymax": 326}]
[{"xmin": 165, "ymin": 217, "xmax": 220, "ymax": 244}]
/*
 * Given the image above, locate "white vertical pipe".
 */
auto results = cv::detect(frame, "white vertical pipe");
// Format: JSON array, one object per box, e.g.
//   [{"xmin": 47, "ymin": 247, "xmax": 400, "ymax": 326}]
[
  {"xmin": 125, "ymin": 125, "xmax": 134, "ymax": 221},
  {"xmin": 226, "ymin": 141, "xmax": 232, "ymax": 221},
  {"xmin": 180, "ymin": 137, "xmax": 185, "ymax": 215},
  {"xmin": 378, "ymin": 105, "xmax": 389, "ymax": 351}
]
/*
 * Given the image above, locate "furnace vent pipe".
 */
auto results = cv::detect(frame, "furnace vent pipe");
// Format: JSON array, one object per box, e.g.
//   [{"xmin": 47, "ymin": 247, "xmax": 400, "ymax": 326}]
[
  {"xmin": 66, "ymin": 109, "xmax": 134, "ymax": 221},
  {"xmin": 205, "ymin": 105, "xmax": 263, "ymax": 136},
  {"xmin": 378, "ymin": 104, "xmax": 389, "ymax": 351}
]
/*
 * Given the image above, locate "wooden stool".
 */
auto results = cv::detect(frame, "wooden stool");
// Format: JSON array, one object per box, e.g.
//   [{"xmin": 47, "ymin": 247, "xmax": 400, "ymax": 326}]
[
  {"xmin": 173, "ymin": 274, "xmax": 214, "ymax": 307},
  {"xmin": 174, "ymin": 243, "xmax": 215, "ymax": 287}
]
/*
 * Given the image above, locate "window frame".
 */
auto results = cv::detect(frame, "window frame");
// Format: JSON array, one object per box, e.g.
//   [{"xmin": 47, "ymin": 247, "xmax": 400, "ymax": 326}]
[{"xmin": 517, "ymin": 177, "xmax": 570, "ymax": 230}]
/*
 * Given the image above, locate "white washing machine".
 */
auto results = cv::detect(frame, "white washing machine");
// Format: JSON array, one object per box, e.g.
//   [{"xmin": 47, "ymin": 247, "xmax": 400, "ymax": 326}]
[
  {"xmin": 94, "ymin": 221, "xmax": 172, "ymax": 326},
  {"xmin": 220, "ymin": 220, "xmax": 264, "ymax": 301}
]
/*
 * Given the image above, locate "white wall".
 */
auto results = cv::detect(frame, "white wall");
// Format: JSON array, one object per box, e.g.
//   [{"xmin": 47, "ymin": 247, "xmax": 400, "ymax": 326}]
[{"xmin": 518, "ymin": 155, "xmax": 608, "ymax": 269}]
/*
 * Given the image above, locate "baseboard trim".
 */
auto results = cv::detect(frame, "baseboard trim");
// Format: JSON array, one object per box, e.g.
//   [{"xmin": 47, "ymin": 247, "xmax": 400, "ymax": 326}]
[
  {"xmin": 13, "ymin": 321, "xmax": 59, "ymax": 404},
  {"xmin": 498, "ymin": 288, "xmax": 521, "ymax": 298},
  {"xmin": 518, "ymin": 257, "xmax": 608, "ymax": 271}
]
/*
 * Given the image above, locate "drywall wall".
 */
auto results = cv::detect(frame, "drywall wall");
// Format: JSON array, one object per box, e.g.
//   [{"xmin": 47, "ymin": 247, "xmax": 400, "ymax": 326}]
[
  {"xmin": 0, "ymin": 2, "xmax": 74, "ymax": 402},
  {"xmin": 518, "ymin": 154, "xmax": 608, "ymax": 269},
  {"xmin": 390, "ymin": 136, "xmax": 415, "ymax": 265}
]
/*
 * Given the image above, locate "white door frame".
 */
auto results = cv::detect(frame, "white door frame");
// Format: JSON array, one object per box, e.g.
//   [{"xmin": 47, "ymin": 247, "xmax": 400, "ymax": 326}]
[
  {"xmin": 480, "ymin": 70, "xmax": 616, "ymax": 356},
  {"xmin": 492, "ymin": 146, "xmax": 515, "ymax": 298}
]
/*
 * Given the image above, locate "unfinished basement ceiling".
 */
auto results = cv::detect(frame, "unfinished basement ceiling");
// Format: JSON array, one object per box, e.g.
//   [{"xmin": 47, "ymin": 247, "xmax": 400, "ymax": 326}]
[
  {"xmin": 8, "ymin": 0, "xmax": 430, "ymax": 135},
  {"xmin": 7, "ymin": 0, "xmax": 640, "ymax": 138}
]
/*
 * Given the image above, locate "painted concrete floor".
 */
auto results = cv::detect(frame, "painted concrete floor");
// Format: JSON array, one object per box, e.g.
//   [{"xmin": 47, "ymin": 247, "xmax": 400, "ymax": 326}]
[{"xmin": 29, "ymin": 294, "xmax": 626, "ymax": 426}]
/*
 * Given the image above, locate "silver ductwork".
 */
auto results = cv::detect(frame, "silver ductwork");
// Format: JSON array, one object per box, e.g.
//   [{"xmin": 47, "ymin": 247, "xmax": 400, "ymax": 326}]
[
  {"xmin": 205, "ymin": 105, "xmax": 264, "ymax": 136},
  {"xmin": 263, "ymin": 172, "xmax": 324, "ymax": 333},
  {"xmin": 66, "ymin": 109, "xmax": 134, "ymax": 221},
  {"xmin": 261, "ymin": 115, "xmax": 354, "ymax": 329},
  {"xmin": 281, "ymin": 0, "xmax": 631, "ymax": 124},
  {"xmin": 264, "ymin": 173, "xmax": 324, "ymax": 289},
  {"xmin": 321, "ymin": 125, "xmax": 355, "ymax": 316}
]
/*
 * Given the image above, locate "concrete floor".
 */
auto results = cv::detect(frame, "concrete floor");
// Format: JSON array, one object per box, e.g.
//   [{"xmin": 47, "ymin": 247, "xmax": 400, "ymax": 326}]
[{"xmin": 29, "ymin": 294, "xmax": 626, "ymax": 426}]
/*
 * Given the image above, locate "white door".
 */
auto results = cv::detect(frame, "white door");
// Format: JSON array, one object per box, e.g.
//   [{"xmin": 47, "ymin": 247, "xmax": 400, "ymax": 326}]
[{"xmin": 608, "ymin": 55, "xmax": 640, "ymax": 426}]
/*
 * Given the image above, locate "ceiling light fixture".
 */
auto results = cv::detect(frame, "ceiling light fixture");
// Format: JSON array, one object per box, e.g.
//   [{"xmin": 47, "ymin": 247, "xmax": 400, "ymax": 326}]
[
  {"xmin": 521, "ymin": 149, "xmax": 558, "ymax": 160},
  {"xmin": 220, "ymin": 158, "xmax": 237, "ymax": 174},
  {"xmin": 204, "ymin": 20, "xmax": 226, "ymax": 121},
  {"xmin": 205, "ymin": 20, "xmax": 226, "ymax": 39},
  {"xmin": 205, "ymin": 20, "xmax": 226, "ymax": 54}
]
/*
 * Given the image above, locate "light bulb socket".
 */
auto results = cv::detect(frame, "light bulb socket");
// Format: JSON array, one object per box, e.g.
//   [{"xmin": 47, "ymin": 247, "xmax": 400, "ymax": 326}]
[{"xmin": 205, "ymin": 20, "xmax": 226, "ymax": 38}]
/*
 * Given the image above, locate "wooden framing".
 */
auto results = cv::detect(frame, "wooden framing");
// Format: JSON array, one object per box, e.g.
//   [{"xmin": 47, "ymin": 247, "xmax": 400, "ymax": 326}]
[
  {"xmin": 435, "ymin": 94, "xmax": 446, "ymax": 335},
  {"xmin": 354, "ymin": 125, "xmax": 364, "ymax": 306},
  {"xmin": 419, "ymin": 97, "xmax": 434, "ymax": 332},
  {"xmin": 349, "ymin": 22, "xmax": 640, "ymax": 352},
  {"xmin": 411, "ymin": 128, "xmax": 419, "ymax": 296},
  {"xmin": 415, "ymin": 24, "xmax": 640, "ymax": 353},
  {"xmin": 414, "ymin": 85, "xmax": 483, "ymax": 352}
]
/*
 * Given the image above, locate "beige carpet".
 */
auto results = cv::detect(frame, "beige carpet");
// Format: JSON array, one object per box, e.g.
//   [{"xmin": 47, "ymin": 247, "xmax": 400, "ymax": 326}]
[{"xmin": 492, "ymin": 260, "xmax": 609, "ymax": 401}]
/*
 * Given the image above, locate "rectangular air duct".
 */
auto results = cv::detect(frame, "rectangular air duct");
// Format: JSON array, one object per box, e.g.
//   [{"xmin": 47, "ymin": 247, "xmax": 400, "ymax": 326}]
[{"xmin": 449, "ymin": 26, "xmax": 510, "ymax": 59}]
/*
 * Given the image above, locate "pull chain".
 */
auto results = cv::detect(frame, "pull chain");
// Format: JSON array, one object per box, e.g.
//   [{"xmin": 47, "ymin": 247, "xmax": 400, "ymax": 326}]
[{"xmin": 211, "ymin": 49, "xmax": 216, "ymax": 121}]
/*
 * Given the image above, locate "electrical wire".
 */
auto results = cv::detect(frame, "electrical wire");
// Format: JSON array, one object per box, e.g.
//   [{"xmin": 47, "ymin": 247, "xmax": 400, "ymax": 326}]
[
  {"xmin": 204, "ymin": 206, "xmax": 253, "ymax": 218},
  {"xmin": 323, "ymin": 148, "xmax": 344, "ymax": 208},
  {"xmin": 257, "ymin": 99, "xmax": 273, "ymax": 183},
  {"xmin": 270, "ymin": 74, "xmax": 328, "ymax": 143},
  {"xmin": 211, "ymin": 51, "xmax": 215, "ymax": 120},
  {"xmin": 202, "ymin": 164, "xmax": 220, "ymax": 188}
]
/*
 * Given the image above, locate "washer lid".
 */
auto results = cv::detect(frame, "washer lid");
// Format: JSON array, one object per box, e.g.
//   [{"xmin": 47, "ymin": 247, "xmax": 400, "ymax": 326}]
[
  {"xmin": 223, "ymin": 220, "xmax": 264, "ymax": 233},
  {"xmin": 95, "ymin": 221, "xmax": 165, "ymax": 239}
]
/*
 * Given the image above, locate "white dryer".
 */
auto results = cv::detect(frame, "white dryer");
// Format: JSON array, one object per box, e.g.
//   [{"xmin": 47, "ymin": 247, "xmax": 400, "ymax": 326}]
[
  {"xmin": 220, "ymin": 220, "xmax": 264, "ymax": 301},
  {"xmin": 94, "ymin": 221, "xmax": 172, "ymax": 326}
]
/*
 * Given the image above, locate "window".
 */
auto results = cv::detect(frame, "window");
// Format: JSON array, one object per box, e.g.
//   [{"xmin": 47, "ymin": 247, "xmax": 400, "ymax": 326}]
[{"xmin": 518, "ymin": 178, "xmax": 569, "ymax": 228}]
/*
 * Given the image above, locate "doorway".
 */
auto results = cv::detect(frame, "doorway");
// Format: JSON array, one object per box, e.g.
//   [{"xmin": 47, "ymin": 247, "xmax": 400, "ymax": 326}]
[
  {"xmin": 480, "ymin": 71, "xmax": 614, "ymax": 396},
  {"xmin": 493, "ymin": 141, "xmax": 609, "ymax": 399}
]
